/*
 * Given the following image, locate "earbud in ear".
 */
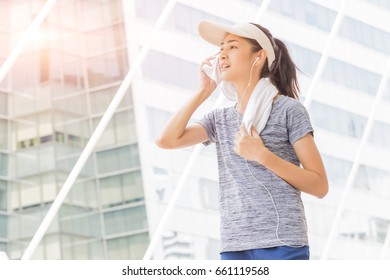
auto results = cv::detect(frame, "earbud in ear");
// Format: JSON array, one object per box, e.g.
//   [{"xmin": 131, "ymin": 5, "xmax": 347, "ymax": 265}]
[{"xmin": 252, "ymin": 57, "xmax": 259, "ymax": 66}]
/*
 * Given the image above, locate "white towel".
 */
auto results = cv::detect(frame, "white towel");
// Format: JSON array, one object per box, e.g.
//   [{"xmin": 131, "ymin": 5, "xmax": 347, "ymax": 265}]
[
  {"xmin": 202, "ymin": 56, "xmax": 237, "ymax": 101},
  {"xmin": 202, "ymin": 56, "xmax": 278, "ymax": 134}
]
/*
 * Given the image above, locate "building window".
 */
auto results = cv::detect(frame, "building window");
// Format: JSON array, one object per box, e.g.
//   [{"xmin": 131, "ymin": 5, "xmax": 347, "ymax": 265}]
[
  {"xmin": 341, "ymin": 214, "xmax": 390, "ymax": 244},
  {"xmin": 60, "ymin": 212, "xmax": 102, "ymax": 238},
  {"xmin": 309, "ymin": 101, "xmax": 367, "ymax": 139},
  {"xmin": 0, "ymin": 214, "xmax": 7, "ymax": 239},
  {"xmin": 371, "ymin": 217, "xmax": 390, "ymax": 243},
  {"xmin": 0, "ymin": 92, "xmax": 7, "ymax": 115},
  {"xmin": 93, "ymin": 110, "xmax": 137, "ymax": 148},
  {"xmin": 0, "ymin": 153, "xmax": 7, "ymax": 177},
  {"xmin": 0, "ymin": 119, "xmax": 7, "ymax": 150},
  {"xmin": 269, "ymin": 0, "xmax": 336, "ymax": 31},
  {"xmin": 322, "ymin": 155, "xmax": 352, "ymax": 188},
  {"xmin": 339, "ymin": 16, "xmax": 390, "ymax": 55},
  {"xmin": 323, "ymin": 58, "xmax": 381, "ymax": 96},
  {"xmin": 366, "ymin": 0, "xmax": 390, "ymax": 10},
  {"xmin": 66, "ymin": 179, "xmax": 99, "ymax": 210},
  {"xmin": 89, "ymin": 86, "xmax": 133, "ymax": 115},
  {"xmin": 56, "ymin": 154, "xmax": 95, "ymax": 178},
  {"xmin": 0, "ymin": 242, "xmax": 6, "ymax": 253},
  {"xmin": 79, "ymin": 0, "xmax": 123, "ymax": 31},
  {"xmin": 134, "ymin": 0, "xmax": 168, "ymax": 22},
  {"xmin": 106, "ymin": 232, "xmax": 148, "ymax": 259},
  {"xmin": 142, "ymin": 50, "xmax": 198, "ymax": 90},
  {"xmin": 287, "ymin": 43, "xmax": 321, "ymax": 76},
  {"xmin": 96, "ymin": 144, "xmax": 140, "ymax": 174},
  {"xmin": 339, "ymin": 211, "xmax": 370, "ymax": 241},
  {"xmin": 99, "ymin": 171, "xmax": 144, "ymax": 208},
  {"xmin": 369, "ymin": 120, "xmax": 390, "ymax": 150},
  {"xmin": 62, "ymin": 239, "xmax": 104, "ymax": 260},
  {"xmin": 84, "ymin": 24, "xmax": 126, "ymax": 55},
  {"xmin": 166, "ymin": 3, "xmax": 233, "ymax": 36},
  {"xmin": 147, "ymin": 107, "xmax": 171, "ymax": 141},
  {"xmin": 53, "ymin": 93, "xmax": 88, "ymax": 118},
  {"xmin": 87, "ymin": 49, "xmax": 128, "ymax": 88},
  {"xmin": 104, "ymin": 206, "xmax": 148, "ymax": 236},
  {"xmin": 355, "ymin": 165, "xmax": 390, "ymax": 198},
  {"xmin": 135, "ymin": 0, "xmax": 233, "ymax": 36},
  {"xmin": 50, "ymin": 56, "xmax": 85, "ymax": 96},
  {"xmin": 288, "ymin": 43, "xmax": 381, "ymax": 97},
  {"xmin": 0, "ymin": 180, "xmax": 6, "ymax": 211}
]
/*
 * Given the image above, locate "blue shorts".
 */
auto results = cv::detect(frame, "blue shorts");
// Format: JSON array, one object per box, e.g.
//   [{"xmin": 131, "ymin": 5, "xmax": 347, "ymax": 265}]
[{"xmin": 220, "ymin": 246, "xmax": 310, "ymax": 260}]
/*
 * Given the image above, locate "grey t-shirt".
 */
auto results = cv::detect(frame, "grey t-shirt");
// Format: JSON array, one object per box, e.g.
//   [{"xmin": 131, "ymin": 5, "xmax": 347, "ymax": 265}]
[{"xmin": 197, "ymin": 95, "xmax": 314, "ymax": 252}]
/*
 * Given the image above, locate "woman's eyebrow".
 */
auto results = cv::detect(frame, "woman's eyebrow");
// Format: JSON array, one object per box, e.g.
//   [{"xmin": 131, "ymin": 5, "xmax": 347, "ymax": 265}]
[{"xmin": 220, "ymin": 39, "xmax": 239, "ymax": 46}]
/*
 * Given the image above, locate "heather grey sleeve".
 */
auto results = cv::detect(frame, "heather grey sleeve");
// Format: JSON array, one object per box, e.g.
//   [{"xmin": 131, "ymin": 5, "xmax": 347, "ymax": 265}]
[
  {"xmin": 196, "ymin": 110, "xmax": 217, "ymax": 146},
  {"xmin": 287, "ymin": 101, "xmax": 314, "ymax": 144}
]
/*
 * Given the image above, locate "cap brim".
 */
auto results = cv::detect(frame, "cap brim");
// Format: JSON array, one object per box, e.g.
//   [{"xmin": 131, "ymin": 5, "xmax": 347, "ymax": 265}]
[
  {"xmin": 198, "ymin": 20, "xmax": 276, "ymax": 68},
  {"xmin": 198, "ymin": 20, "xmax": 252, "ymax": 46}
]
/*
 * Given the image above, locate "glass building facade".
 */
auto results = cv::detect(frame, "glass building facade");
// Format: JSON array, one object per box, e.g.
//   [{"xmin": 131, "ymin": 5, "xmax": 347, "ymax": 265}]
[
  {"xmin": 1, "ymin": 0, "xmax": 390, "ymax": 260},
  {"xmin": 0, "ymin": 0, "xmax": 148, "ymax": 259}
]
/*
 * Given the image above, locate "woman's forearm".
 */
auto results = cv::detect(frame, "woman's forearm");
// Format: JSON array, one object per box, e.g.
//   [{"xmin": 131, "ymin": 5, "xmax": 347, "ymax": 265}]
[
  {"xmin": 155, "ymin": 88, "xmax": 210, "ymax": 148},
  {"xmin": 259, "ymin": 150, "xmax": 328, "ymax": 198},
  {"xmin": 234, "ymin": 125, "xmax": 328, "ymax": 198}
]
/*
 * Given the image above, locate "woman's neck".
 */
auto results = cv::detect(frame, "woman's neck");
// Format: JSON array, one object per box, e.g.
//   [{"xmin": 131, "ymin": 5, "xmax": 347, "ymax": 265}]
[{"xmin": 234, "ymin": 80, "xmax": 259, "ymax": 114}]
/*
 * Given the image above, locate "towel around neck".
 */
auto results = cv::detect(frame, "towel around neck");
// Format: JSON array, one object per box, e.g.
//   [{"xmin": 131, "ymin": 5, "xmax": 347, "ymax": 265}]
[{"xmin": 202, "ymin": 56, "xmax": 278, "ymax": 134}]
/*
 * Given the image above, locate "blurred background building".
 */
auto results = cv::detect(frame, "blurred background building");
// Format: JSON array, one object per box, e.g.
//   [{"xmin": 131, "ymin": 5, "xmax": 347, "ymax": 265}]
[{"xmin": 0, "ymin": 0, "xmax": 389, "ymax": 260}]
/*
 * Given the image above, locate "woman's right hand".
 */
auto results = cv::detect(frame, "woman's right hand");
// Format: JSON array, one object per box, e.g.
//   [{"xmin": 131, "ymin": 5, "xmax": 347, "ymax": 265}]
[
  {"xmin": 198, "ymin": 55, "xmax": 218, "ymax": 96},
  {"xmin": 156, "ymin": 56, "xmax": 219, "ymax": 149}
]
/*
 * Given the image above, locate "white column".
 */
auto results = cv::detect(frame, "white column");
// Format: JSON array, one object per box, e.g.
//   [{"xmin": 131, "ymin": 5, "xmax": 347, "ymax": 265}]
[{"xmin": 255, "ymin": 0, "xmax": 272, "ymax": 22}]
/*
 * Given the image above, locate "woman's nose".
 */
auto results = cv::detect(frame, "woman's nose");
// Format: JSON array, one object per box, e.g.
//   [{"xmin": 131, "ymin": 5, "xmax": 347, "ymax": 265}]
[{"xmin": 219, "ymin": 51, "xmax": 227, "ymax": 60}]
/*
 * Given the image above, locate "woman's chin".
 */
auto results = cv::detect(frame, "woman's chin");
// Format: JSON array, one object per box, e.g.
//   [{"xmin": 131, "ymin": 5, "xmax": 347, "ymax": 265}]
[{"xmin": 221, "ymin": 74, "xmax": 234, "ymax": 82}]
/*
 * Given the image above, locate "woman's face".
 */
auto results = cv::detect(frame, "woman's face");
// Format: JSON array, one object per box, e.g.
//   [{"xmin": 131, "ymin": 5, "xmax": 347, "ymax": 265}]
[{"xmin": 219, "ymin": 33, "xmax": 259, "ymax": 84}]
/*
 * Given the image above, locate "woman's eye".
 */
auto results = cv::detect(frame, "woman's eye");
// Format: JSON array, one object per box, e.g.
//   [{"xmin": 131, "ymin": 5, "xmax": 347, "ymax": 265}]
[{"xmin": 220, "ymin": 45, "xmax": 237, "ymax": 51}]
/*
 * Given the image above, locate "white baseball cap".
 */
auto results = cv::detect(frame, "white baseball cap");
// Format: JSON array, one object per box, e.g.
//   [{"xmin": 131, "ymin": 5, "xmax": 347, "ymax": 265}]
[{"xmin": 198, "ymin": 20, "xmax": 275, "ymax": 68}]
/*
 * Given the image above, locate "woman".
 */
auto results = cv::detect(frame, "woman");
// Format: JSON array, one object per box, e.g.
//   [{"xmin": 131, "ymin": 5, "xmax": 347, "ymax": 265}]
[{"xmin": 156, "ymin": 20, "xmax": 328, "ymax": 260}]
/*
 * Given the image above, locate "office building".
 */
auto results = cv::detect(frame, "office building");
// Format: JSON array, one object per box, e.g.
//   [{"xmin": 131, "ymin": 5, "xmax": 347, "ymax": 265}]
[{"xmin": 0, "ymin": 0, "xmax": 148, "ymax": 259}]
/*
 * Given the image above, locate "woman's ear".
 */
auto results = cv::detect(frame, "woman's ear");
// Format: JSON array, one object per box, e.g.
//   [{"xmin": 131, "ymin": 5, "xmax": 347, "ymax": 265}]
[
  {"xmin": 259, "ymin": 49, "xmax": 267, "ymax": 62},
  {"xmin": 254, "ymin": 50, "xmax": 267, "ymax": 66}
]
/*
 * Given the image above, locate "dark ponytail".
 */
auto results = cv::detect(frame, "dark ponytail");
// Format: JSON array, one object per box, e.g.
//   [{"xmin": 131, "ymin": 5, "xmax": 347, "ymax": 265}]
[{"xmin": 245, "ymin": 23, "xmax": 299, "ymax": 99}]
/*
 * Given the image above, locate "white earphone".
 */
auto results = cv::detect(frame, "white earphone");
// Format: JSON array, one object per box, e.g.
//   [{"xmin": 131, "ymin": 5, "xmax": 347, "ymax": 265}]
[{"xmin": 247, "ymin": 57, "xmax": 260, "ymax": 86}]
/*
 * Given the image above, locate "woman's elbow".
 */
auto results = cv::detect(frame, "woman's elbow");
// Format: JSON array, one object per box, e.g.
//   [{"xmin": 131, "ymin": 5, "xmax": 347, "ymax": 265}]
[
  {"xmin": 155, "ymin": 134, "xmax": 179, "ymax": 149},
  {"xmin": 155, "ymin": 135, "xmax": 171, "ymax": 149},
  {"xmin": 316, "ymin": 180, "xmax": 329, "ymax": 199}
]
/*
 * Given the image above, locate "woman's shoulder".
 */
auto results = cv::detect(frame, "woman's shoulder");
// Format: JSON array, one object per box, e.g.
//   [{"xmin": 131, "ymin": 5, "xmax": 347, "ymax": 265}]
[
  {"xmin": 210, "ymin": 105, "xmax": 237, "ymax": 117},
  {"xmin": 201, "ymin": 106, "xmax": 238, "ymax": 125},
  {"xmin": 273, "ymin": 95, "xmax": 310, "ymax": 120},
  {"xmin": 277, "ymin": 94, "xmax": 303, "ymax": 107}
]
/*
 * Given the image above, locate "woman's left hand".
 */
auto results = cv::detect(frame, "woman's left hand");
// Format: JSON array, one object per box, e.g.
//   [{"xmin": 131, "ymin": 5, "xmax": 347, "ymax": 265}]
[{"xmin": 234, "ymin": 124, "xmax": 269, "ymax": 164}]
